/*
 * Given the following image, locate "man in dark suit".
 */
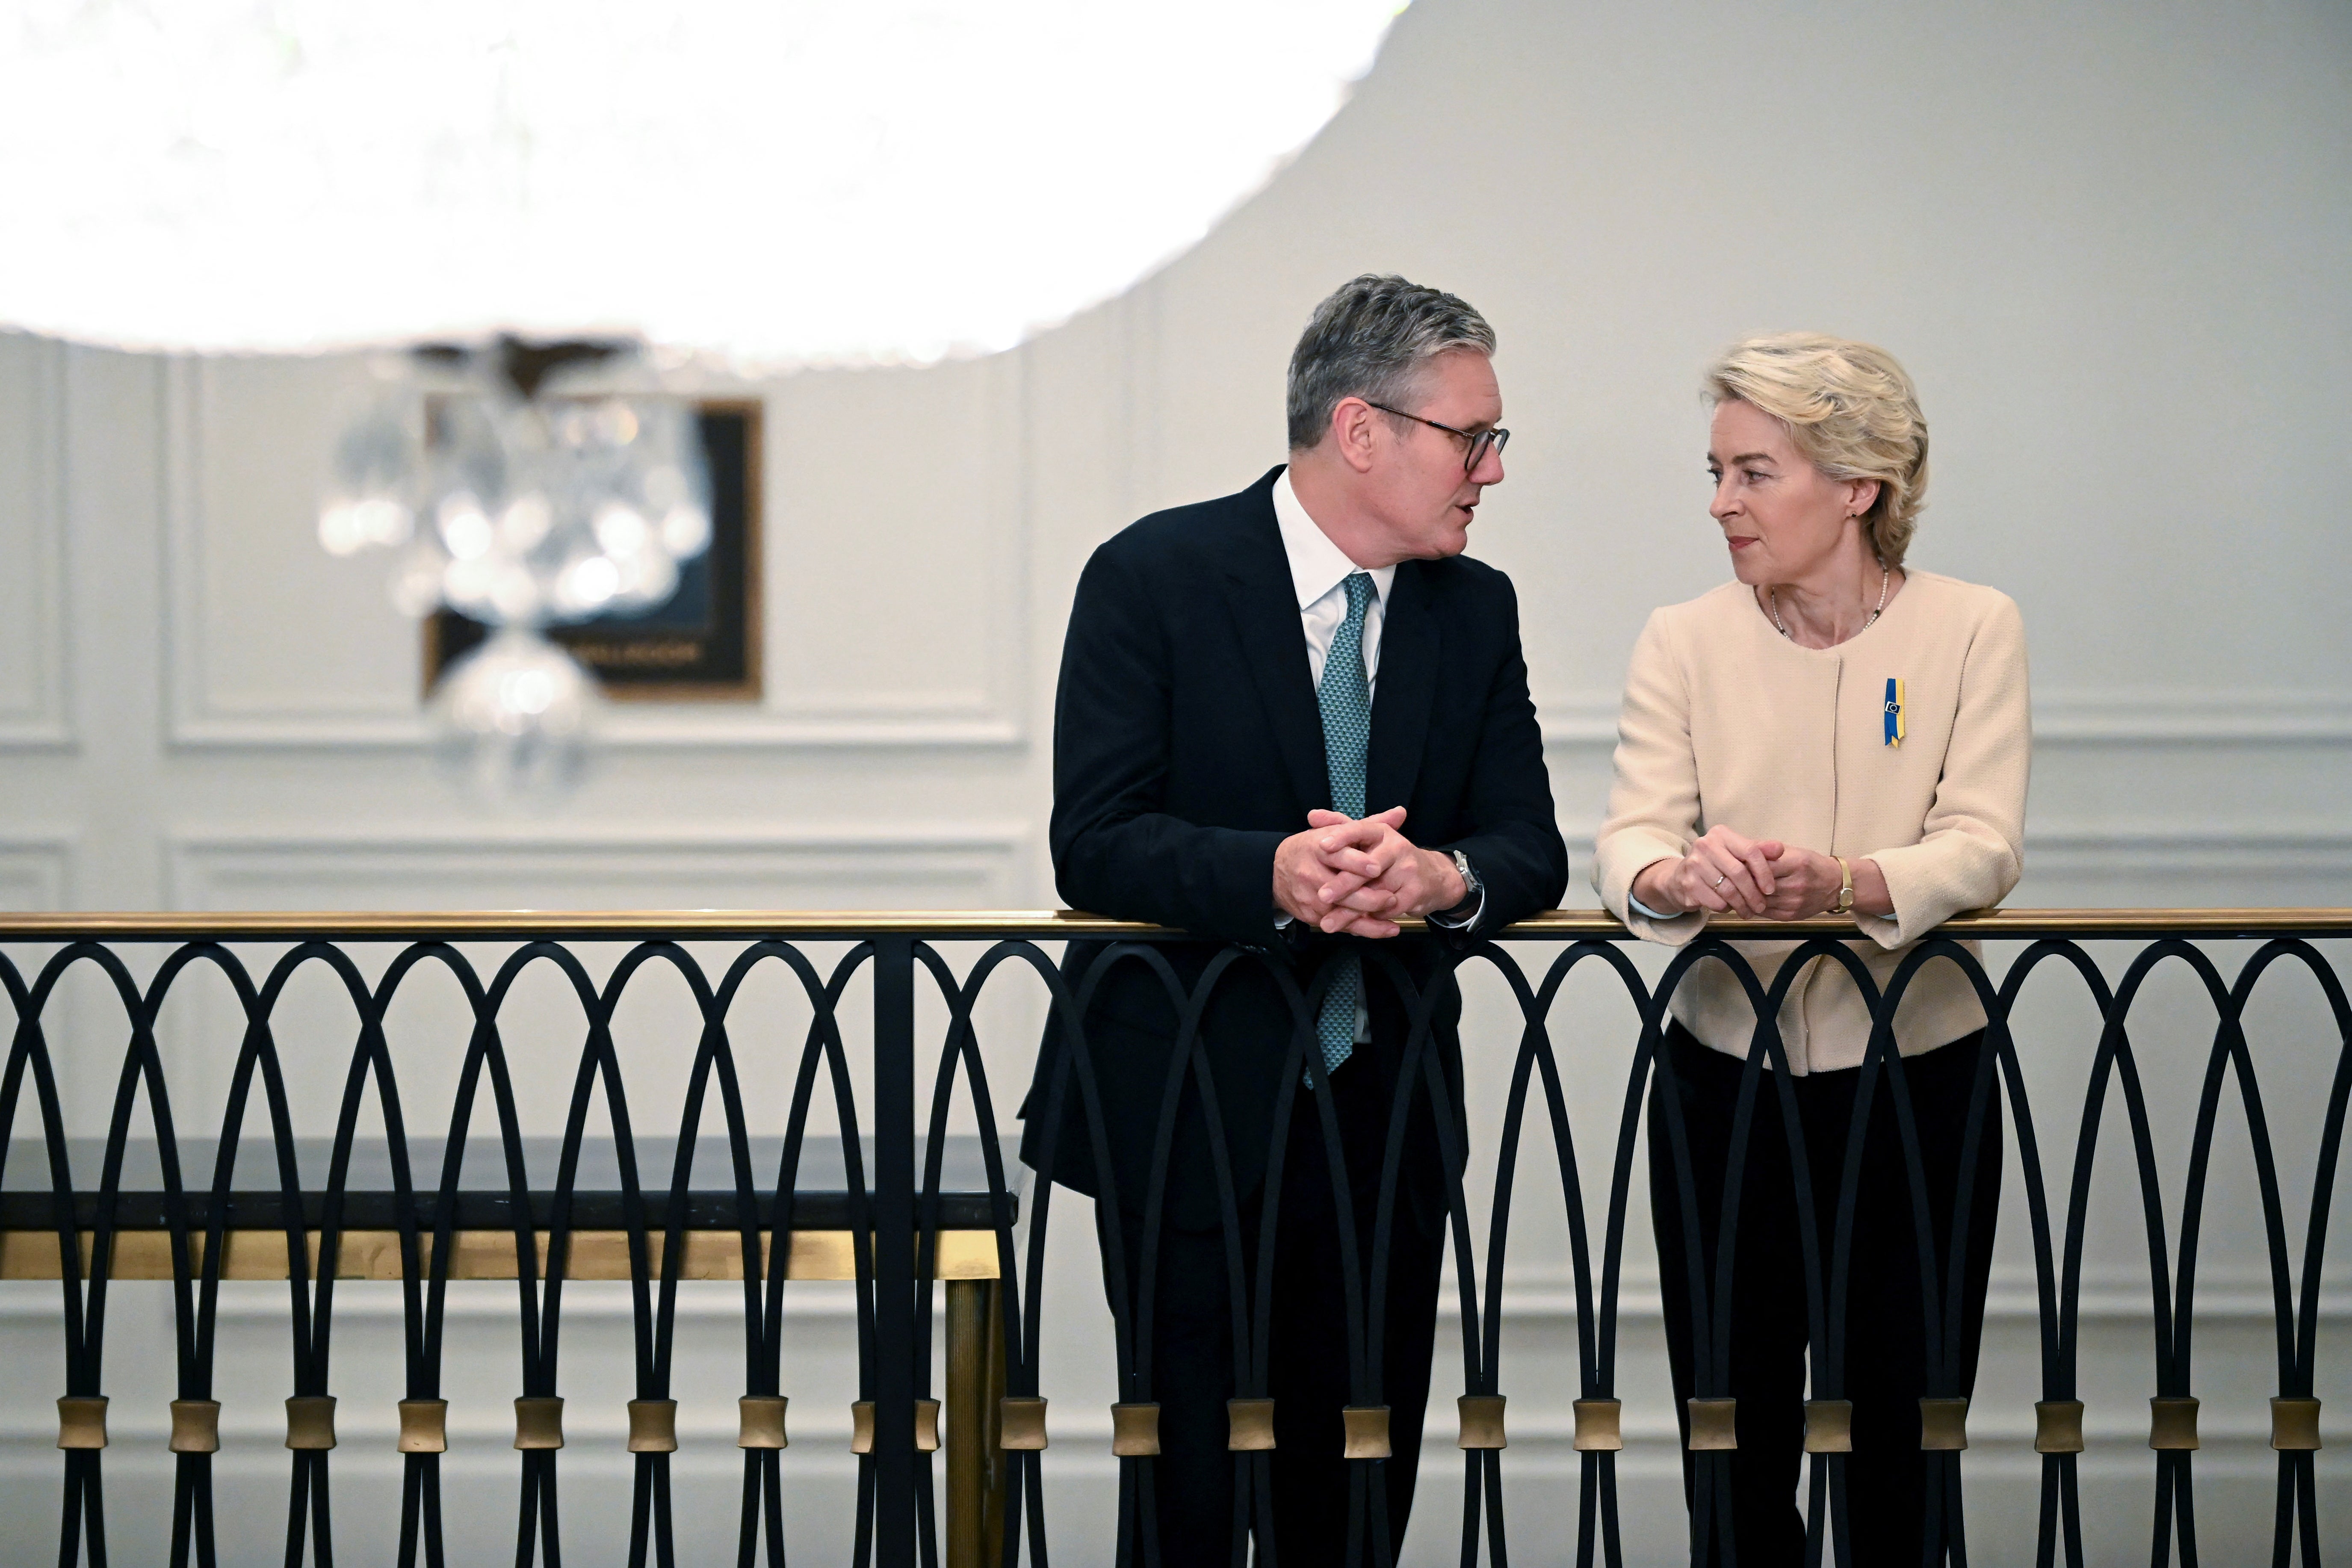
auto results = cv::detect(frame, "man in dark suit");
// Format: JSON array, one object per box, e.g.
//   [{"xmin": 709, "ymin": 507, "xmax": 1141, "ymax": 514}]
[{"xmin": 1021, "ymin": 275, "xmax": 1566, "ymax": 1566}]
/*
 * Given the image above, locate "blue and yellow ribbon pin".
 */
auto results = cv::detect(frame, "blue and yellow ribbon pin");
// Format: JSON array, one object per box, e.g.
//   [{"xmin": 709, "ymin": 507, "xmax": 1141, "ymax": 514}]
[{"xmin": 1883, "ymin": 677, "xmax": 1906, "ymax": 748}]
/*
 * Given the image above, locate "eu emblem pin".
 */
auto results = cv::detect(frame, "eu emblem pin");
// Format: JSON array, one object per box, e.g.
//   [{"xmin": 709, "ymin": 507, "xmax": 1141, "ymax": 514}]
[{"xmin": 1883, "ymin": 677, "xmax": 1905, "ymax": 748}]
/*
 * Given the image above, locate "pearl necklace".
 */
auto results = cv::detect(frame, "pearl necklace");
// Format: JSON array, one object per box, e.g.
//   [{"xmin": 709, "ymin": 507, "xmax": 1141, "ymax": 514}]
[{"xmin": 1771, "ymin": 564, "xmax": 1889, "ymax": 643}]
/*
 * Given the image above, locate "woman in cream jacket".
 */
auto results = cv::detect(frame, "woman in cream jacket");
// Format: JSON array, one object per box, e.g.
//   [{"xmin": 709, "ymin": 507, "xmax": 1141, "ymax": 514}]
[{"xmin": 1593, "ymin": 333, "xmax": 2027, "ymax": 1566}]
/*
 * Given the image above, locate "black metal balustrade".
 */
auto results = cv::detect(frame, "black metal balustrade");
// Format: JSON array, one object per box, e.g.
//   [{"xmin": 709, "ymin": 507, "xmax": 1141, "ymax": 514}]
[{"xmin": 0, "ymin": 908, "xmax": 2349, "ymax": 1568}]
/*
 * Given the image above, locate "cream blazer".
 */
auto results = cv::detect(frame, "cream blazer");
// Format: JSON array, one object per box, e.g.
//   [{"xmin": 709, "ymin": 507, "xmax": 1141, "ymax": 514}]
[{"xmin": 1591, "ymin": 571, "xmax": 2029, "ymax": 1072}]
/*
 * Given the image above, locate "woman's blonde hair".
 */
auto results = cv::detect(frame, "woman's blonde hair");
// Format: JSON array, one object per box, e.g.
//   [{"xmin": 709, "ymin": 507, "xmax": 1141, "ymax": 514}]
[{"xmin": 1704, "ymin": 333, "xmax": 1929, "ymax": 569}]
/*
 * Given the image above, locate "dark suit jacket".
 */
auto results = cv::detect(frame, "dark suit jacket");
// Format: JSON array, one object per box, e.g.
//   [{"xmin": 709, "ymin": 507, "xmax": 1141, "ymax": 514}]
[{"xmin": 1019, "ymin": 466, "xmax": 1567, "ymax": 1230}]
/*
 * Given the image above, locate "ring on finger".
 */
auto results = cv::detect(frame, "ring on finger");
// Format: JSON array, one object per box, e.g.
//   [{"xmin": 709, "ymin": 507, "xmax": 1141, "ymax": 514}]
[{"xmin": 1711, "ymin": 873, "xmax": 1728, "ymax": 888}]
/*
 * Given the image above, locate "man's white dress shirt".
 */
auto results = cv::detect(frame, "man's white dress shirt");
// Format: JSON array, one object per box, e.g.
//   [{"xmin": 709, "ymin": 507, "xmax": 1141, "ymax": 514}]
[
  {"xmin": 1274, "ymin": 468, "xmax": 1397, "ymax": 694},
  {"xmin": 1270, "ymin": 470, "xmax": 1482, "ymax": 987}
]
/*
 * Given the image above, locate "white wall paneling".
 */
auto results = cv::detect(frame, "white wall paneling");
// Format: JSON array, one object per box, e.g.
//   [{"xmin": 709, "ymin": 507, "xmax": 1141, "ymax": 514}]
[
  {"xmin": 164, "ymin": 827, "xmax": 1028, "ymax": 912},
  {"xmin": 0, "ymin": 334, "xmax": 72, "ymax": 749},
  {"xmin": 2034, "ymin": 689, "xmax": 2352, "ymax": 745},
  {"xmin": 0, "ymin": 839, "xmax": 70, "ymax": 913},
  {"xmin": 746, "ymin": 351, "xmax": 1030, "ymax": 746},
  {"xmin": 160, "ymin": 354, "xmax": 428, "ymax": 745},
  {"xmin": 2015, "ymin": 830, "xmax": 2352, "ymax": 907}
]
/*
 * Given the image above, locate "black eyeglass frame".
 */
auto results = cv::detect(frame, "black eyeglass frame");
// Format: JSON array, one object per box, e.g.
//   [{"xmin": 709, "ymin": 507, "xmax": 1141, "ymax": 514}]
[{"xmin": 1361, "ymin": 400, "xmax": 1510, "ymax": 472}]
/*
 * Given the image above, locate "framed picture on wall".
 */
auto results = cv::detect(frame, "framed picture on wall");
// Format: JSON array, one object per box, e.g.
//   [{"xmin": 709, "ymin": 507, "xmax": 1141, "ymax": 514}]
[{"xmin": 424, "ymin": 399, "xmax": 764, "ymax": 701}]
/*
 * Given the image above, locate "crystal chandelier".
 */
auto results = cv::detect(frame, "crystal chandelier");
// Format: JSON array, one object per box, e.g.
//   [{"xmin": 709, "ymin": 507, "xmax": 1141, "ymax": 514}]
[
  {"xmin": 1, "ymin": 3, "xmax": 1403, "ymax": 361},
  {"xmin": 318, "ymin": 340, "xmax": 712, "ymax": 802},
  {"xmin": 1, "ymin": 0, "xmax": 1406, "ymax": 802}
]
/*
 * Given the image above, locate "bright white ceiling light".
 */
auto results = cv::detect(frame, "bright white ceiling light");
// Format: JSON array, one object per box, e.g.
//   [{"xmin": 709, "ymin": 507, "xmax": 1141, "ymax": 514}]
[{"xmin": 0, "ymin": 0, "xmax": 1405, "ymax": 365}]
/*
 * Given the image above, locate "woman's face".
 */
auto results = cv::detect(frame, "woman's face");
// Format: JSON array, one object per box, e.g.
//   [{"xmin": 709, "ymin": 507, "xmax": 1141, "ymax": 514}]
[{"xmin": 1705, "ymin": 399, "xmax": 1875, "ymax": 586}]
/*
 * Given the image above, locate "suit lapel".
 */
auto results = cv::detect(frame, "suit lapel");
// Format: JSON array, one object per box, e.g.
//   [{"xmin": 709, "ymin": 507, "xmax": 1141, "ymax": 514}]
[
  {"xmin": 1367, "ymin": 561, "xmax": 1438, "ymax": 816},
  {"xmin": 1220, "ymin": 490, "xmax": 1328, "ymax": 818}
]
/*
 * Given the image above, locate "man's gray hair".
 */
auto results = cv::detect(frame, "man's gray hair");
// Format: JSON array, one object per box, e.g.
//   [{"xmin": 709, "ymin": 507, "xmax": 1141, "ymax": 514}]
[{"xmin": 1286, "ymin": 274, "xmax": 1496, "ymax": 452}]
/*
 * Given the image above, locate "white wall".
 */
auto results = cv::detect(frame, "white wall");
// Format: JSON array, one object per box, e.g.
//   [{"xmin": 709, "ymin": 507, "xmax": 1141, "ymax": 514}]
[{"xmin": 2, "ymin": 0, "xmax": 2349, "ymax": 1560}]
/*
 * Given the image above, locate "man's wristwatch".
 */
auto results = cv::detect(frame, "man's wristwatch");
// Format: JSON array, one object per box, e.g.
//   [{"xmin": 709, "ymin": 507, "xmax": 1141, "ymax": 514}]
[
  {"xmin": 1442, "ymin": 850, "xmax": 1483, "ymax": 919},
  {"xmin": 1830, "ymin": 856, "xmax": 1855, "ymax": 915}
]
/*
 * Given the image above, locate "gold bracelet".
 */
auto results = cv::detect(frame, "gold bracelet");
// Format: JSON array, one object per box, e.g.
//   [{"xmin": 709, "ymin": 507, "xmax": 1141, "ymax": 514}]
[{"xmin": 1831, "ymin": 856, "xmax": 1855, "ymax": 915}]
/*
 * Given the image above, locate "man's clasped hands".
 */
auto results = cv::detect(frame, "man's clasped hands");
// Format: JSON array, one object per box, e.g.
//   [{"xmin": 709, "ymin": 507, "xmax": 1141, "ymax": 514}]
[{"xmin": 1272, "ymin": 807, "xmax": 1469, "ymax": 938}]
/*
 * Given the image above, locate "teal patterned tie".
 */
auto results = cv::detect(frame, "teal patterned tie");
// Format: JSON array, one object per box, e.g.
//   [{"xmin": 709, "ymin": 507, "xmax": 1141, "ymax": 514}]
[{"xmin": 1314, "ymin": 573, "xmax": 1374, "ymax": 1080}]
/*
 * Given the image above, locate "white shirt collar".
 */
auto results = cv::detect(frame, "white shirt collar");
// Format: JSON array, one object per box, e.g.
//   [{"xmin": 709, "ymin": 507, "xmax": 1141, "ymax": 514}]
[{"xmin": 1274, "ymin": 467, "xmax": 1395, "ymax": 610}]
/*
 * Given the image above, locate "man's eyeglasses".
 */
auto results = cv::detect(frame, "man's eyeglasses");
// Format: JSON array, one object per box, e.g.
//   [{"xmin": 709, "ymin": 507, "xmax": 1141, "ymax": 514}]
[{"xmin": 1362, "ymin": 401, "xmax": 1510, "ymax": 473}]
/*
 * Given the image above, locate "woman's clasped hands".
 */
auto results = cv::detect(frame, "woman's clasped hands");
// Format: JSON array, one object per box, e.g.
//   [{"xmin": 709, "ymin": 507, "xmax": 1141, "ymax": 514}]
[{"xmin": 1632, "ymin": 824, "xmax": 1853, "ymax": 920}]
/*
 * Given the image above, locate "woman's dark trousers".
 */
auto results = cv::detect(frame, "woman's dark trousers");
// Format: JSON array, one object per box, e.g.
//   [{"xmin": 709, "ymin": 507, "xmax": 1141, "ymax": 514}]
[{"xmin": 1649, "ymin": 1022, "xmax": 2002, "ymax": 1567}]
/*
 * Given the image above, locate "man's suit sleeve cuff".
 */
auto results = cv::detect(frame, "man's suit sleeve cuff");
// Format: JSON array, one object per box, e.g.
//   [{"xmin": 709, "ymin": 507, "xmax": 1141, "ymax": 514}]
[{"xmin": 1426, "ymin": 884, "xmax": 1486, "ymax": 931}]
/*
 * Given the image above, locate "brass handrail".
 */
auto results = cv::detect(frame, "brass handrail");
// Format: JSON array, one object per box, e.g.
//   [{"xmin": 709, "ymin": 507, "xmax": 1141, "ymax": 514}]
[{"xmin": 0, "ymin": 908, "xmax": 2343, "ymax": 939}]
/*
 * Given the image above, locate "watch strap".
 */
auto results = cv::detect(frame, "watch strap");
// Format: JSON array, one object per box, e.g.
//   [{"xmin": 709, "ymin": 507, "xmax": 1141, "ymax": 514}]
[{"xmin": 1432, "ymin": 850, "xmax": 1482, "ymax": 925}]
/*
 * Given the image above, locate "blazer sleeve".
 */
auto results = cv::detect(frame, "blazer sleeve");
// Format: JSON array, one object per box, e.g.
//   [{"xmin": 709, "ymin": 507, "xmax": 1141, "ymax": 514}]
[
  {"xmin": 1429, "ymin": 575, "xmax": 1569, "ymax": 935},
  {"xmin": 1591, "ymin": 608, "xmax": 1709, "ymax": 945},
  {"xmin": 1049, "ymin": 542, "xmax": 1290, "ymax": 947},
  {"xmin": 1863, "ymin": 591, "xmax": 2030, "ymax": 947}
]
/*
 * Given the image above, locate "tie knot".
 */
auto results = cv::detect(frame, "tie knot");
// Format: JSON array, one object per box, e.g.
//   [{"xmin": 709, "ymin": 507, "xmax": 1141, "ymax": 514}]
[{"xmin": 1342, "ymin": 571, "xmax": 1374, "ymax": 617}]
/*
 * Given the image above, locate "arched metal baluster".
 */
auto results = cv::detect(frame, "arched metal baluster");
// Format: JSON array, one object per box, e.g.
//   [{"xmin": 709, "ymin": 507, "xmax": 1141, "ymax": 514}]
[
  {"xmin": 2245, "ymin": 941, "xmax": 2352, "ymax": 1568},
  {"xmin": 1078, "ymin": 941, "xmax": 1199, "ymax": 1568},
  {"xmin": 1459, "ymin": 946, "xmax": 1539, "ymax": 1568},
  {"xmin": 1450, "ymin": 939, "xmax": 1577, "ymax": 1568},
  {"xmin": 1530, "ymin": 940, "xmax": 1656, "ymax": 1568},
  {"xmin": 1643, "ymin": 937, "xmax": 1788, "ymax": 1567},
  {"xmin": 914, "ymin": 939, "xmax": 1059, "ymax": 1568},
  {"xmin": 0, "ymin": 948, "xmax": 110, "ymax": 1568},
  {"xmin": 89, "ymin": 942, "xmax": 230, "ymax": 1568},
  {"xmin": 2054, "ymin": 940, "xmax": 2203, "ymax": 1568},
  {"xmin": 652, "ymin": 943, "xmax": 761, "ymax": 1568},
  {"xmin": 405, "ymin": 942, "xmax": 529, "ymax": 1568},
  {"xmin": 588, "ymin": 940, "xmax": 739, "ymax": 1568},
  {"xmin": 1976, "ymin": 941, "xmax": 2104, "ymax": 1568},
  {"xmin": 1356, "ymin": 945, "xmax": 1465, "ymax": 1568},
  {"xmin": 708, "ymin": 939, "xmax": 870, "ymax": 1568},
  {"xmin": 1994, "ymin": 938, "xmax": 2145, "ymax": 1568},
  {"xmin": 2189, "ymin": 940, "xmax": 2348, "ymax": 1568},
  {"xmin": 1237, "ymin": 954, "xmax": 1322, "ymax": 1564},
  {"xmin": 202, "ymin": 942, "xmax": 355, "ymax": 1568},
  {"xmin": 677, "ymin": 941, "xmax": 848, "ymax": 1561},
  {"xmin": 1862, "ymin": 937, "xmax": 2025, "ymax": 1568},
  {"xmin": 19, "ymin": 941, "xmax": 213, "ymax": 1568},
  {"xmin": 115, "ymin": 947, "xmax": 208, "ymax": 1568},
  {"xmin": 461, "ymin": 939, "xmax": 621, "ymax": 1568},
  {"xmin": 1536, "ymin": 937, "xmax": 1671, "ymax": 1568},
  {"xmin": 0, "ymin": 950, "xmax": 93, "ymax": 1565},
  {"xmin": 344, "ymin": 939, "xmax": 497, "ymax": 1568},
  {"xmin": 2160, "ymin": 941, "xmax": 2290, "ymax": 1568},
  {"xmin": 292, "ymin": 940, "xmax": 437, "ymax": 1568},
  {"xmin": 68, "ymin": 944, "xmax": 169, "ymax": 1568},
  {"xmin": 1272, "ymin": 953, "xmax": 1377, "ymax": 1565},
  {"xmin": 1413, "ymin": 938, "xmax": 1607, "ymax": 1568},
  {"xmin": 1590, "ymin": 941, "xmax": 1698, "ymax": 1566},
  {"xmin": 1739, "ymin": 936, "xmax": 1890, "ymax": 1568},
  {"xmin": 4, "ymin": 913, "xmax": 2351, "ymax": 1568},
  {"xmin": 1715, "ymin": 937, "xmax": 1850, "ymax": 1568},
  {"xmin": 1018, "ymin": 941, "xmax": 1208, "ymax": 1568}
]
